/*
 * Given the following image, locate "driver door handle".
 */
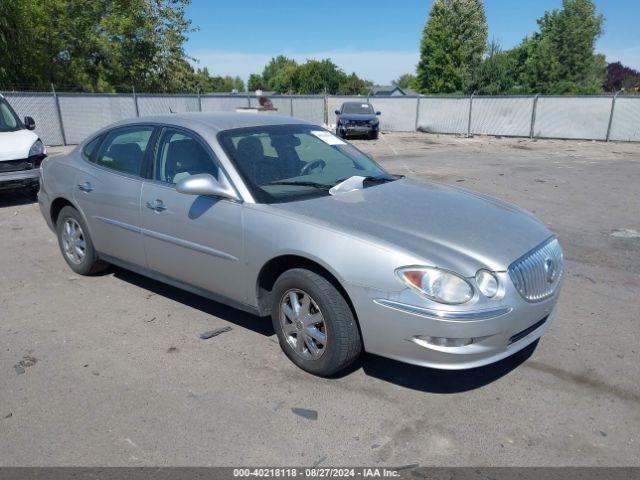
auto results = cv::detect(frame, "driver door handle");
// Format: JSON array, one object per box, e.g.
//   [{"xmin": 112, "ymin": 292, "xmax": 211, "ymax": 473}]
[
  {"xmin": 145, "ymin": 199, "xmax": 167, "ymax": 212},
  {"xmin": 77, "ymin": 182, "xmax": 93, "ymax": 193}
]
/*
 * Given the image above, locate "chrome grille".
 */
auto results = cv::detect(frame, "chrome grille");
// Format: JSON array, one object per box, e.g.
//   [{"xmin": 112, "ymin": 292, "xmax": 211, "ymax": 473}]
[{"xmin": 508, "ymin": 238, "xmax": 564, "ymax": 302}]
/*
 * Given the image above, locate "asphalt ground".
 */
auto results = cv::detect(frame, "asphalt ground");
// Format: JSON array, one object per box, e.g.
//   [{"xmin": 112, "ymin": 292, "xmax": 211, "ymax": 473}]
[{"xmin": 1, "ymin": 133, "xmax": 639, "ymax": 466}]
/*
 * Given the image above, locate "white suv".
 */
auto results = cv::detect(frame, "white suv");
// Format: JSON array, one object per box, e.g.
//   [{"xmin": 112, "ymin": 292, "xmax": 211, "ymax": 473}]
[{"xmin": 0, "ymin": 94, "xmax": 46, "ymax": 194}]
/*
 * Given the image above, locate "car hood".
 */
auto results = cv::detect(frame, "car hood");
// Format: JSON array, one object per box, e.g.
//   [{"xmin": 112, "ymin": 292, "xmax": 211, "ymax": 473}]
[
  {"xmin": 271, "ymin": 178, "xmax": 553, "ymax": 275},
  {"xmin": 0, "ymin": 129, "xmax": 38, "ymax": 161},
  {"xmin": 339, "ymin": 114, "xmax": 377, "ymax": 121}
]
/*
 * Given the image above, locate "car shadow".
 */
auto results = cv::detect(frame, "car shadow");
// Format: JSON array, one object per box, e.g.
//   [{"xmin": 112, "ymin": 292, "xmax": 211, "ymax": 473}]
[
  {"xmin": 108, "ymin": 265, "xmax": 537, "ymax": 393},
  {"xmin": 352, "ymin": 340, "xmax": 538, "ymax": 393},
  {"xmin": 0, "ymin": 190, "xmax": 38, "ymax": 208},
  {"xmin": 110, "ymin": 266, "xmax": 275, "ymax": 337}
]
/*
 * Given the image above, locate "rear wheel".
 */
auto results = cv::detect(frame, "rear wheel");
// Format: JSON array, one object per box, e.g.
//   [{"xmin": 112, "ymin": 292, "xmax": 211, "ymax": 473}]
[
  {"xmin": 271, "ymin": 268, "xmax": 362, "ymax": 376},
  {"xmin": 56, "ymin": 206, "xmax": 107, "ymax": 275}
]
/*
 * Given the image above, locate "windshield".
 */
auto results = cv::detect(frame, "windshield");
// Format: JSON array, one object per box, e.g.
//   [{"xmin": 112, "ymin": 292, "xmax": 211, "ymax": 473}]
[
  {"xmin": 342, "ymin": 103, "xmax": 374, "ymax": 115},
  {"xmin": 218, "ymin": 124, "xmax": 395, "ymax": 203},
  {"xmin": 0, "ymin": 99, "xmax": 22, "ymax": 133}
]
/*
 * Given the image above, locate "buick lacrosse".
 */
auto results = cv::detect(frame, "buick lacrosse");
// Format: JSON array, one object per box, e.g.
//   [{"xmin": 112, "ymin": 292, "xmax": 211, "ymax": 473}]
[{"xmin": 39, "ymin": 113, "xmax": 563, "ymax": 376}]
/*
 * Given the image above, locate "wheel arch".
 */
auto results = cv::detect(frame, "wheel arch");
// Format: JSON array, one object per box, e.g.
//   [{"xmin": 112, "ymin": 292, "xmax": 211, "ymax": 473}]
[
  {"xmin": 50, "ymin": 197, "xmax": 76, "ymax": 226},
  {"xmin": 255, "ymin": 254, "xmax": 358, "ymax": 324}
]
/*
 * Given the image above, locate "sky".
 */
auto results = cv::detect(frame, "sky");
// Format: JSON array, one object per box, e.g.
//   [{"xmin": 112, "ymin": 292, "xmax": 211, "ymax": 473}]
[{"xmin": 186, "ymin": 0, "xmax": 640, "ymax": 85}]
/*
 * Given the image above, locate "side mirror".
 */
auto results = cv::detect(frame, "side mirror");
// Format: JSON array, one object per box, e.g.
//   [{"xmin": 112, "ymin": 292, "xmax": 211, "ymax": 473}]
[
  {"xmin": 176, "ymin": 173, "xmax": 239, "ymax": 201},
  {"xmin": 334, "ymin": 110, "xmax": 340, "ymax": 115},
  {"xmin": 24, "ymin": 116, "xmax": 36, "ymax": 130},
  {"xmin": 375, "ymin": 111, "xmax": 381, "ymax": 116}
]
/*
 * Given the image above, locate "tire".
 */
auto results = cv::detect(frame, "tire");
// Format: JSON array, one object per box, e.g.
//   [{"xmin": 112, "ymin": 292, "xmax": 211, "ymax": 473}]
[
  {"xmin": 335, "ymin": 128, "xmax": 344, "ymax": 138},
  {"xmin": 271, "ymin": 268, "xmax": 362, "ymax": 376},
  {"xmin": 56, "ymin": 206, "xmax": 108, "ymax": 275},
  {"xmin": 370, "ymin": 131, "xmax": 379, "ymax": 140}
]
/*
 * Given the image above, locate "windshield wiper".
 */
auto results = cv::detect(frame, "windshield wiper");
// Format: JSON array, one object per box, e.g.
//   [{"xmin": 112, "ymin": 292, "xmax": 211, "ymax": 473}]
[{"xmin": 264, "ymin": 180, "xmax": 333, "ymax": 190}]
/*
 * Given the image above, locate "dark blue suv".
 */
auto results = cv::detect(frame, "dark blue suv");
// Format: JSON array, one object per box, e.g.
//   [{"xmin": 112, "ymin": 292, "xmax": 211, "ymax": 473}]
[{"xmin": 335, "ymin": 102, "xmax": 381, "ymax": 139}]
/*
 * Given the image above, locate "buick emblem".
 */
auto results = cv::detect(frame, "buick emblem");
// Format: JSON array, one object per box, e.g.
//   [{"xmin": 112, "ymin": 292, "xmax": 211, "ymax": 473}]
[{"xmin": 544, "ymin": 258, "xmax": 557, "ymax": 283}]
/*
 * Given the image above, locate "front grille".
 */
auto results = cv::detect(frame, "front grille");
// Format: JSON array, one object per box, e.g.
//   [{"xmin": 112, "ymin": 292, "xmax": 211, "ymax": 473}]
[
  {"xmin": 0, "ymin": 155, "xmax": 44, "ymax": 173},
  {"xmin": 509, "ymin": 316, "xmax": 548, "ymax": 345},
  {"xmin": 508, "ymin": 237, "xmax": 563, "ymax": 302}
]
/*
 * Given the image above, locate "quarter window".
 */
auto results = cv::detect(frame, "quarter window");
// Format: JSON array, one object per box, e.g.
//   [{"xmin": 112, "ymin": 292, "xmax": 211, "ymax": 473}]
[
  {"xmin": 82, "ymin": 135, "xmax": 103, "ymax": 161},
  {"xmin": 153, "ymin": 128, "xmax": 218, "ymax": 184},
  {"xmin": 94, "ymin": 127, "xmax": 153, "ymax": 176}
]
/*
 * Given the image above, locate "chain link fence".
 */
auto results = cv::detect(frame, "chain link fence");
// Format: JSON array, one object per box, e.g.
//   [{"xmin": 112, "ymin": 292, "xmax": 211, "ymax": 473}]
[{"xmin": 2, "ymin": 89, "xmax": 639, "ymax": 146}]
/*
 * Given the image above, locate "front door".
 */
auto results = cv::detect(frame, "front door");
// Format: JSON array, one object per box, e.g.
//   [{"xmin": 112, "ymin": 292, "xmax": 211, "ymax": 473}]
[
  {"xmin": 73, "ymin": 126, "xmax": 155, "ymax": 267},
  {"xmin": 140, "ymin": 127, "xmax": 245, "ymax": 303}
]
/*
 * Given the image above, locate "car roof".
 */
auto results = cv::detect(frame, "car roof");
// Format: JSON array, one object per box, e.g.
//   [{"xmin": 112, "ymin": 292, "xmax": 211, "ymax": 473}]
[
  {"xmin": 111, "ymin": 112, "xmax": 314, "ymax": 133},
  {"xmin": 342, "ymin": 101, "xmax": 372, "ymax": 106}
]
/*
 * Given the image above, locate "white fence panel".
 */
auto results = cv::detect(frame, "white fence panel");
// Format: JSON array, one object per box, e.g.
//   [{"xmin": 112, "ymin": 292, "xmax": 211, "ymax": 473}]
[
  {"xmin": 2, "ymin": 92, "xmax": 64, "ymax": 146},
  {"xmin": 201, "ymin": 95, "xmax": 249, "ymax": 112},
  {"xmin": 418, "ymin": 97, "xmax": 470, "ymax": 134},
  {"xmin": 137, "ymin": 95, "xmax": 199, "ymax": 116},
  {"xmin": 471, "ymin": 96, "xmax": 533, "ymax": 137},
  {"xmin": 609, "ymin": 97, "xmax": 640, "ymax": 142},
  {"xmin": 370, "ymin": 97, "xmax": 418, "ymax": 132},
  {"xmin": 534, "ymin": 96, "xmax": 612, "ymax": 140},
  {"xmin": 292, "ymin": 97, "xmax": 325, "ymax": 124},
  {"xmin": 59, "ymin": 94, "xmax": 136, "ymax": 145}
]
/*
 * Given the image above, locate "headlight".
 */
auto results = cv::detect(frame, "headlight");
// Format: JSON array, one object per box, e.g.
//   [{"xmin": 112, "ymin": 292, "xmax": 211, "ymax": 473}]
[
  {"xmin": 476, "ymin": 270, "xmax": 499, "ymax": 298},
  {"xmin": 29, "ymin": 139, "xmax": 46, "ymax": 157},
  {"xmin": 397, "ymin": 267, "xmax": 474, "ymax": 305},
  {"xmin": 369, "ymin": 118, "xmax": 379, "ymax": 125}
]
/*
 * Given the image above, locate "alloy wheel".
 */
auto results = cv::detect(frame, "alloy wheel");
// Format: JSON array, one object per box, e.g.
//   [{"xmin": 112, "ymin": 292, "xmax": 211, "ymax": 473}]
[
  {"xmin": 279, "ymin": 289, "xmax": 327, "ymax": 360},
  {"xmin": 61, "ymin": 218, "xmax": 86, "ymax": 264}
]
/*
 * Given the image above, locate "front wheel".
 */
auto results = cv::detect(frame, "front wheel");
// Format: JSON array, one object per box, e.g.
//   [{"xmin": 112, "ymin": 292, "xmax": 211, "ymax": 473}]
[
  {"xmin": 56, "ymin": 206, "xmax": 108, "ymax": 275},
  {"xmin": 271, "ymin": 268, "xmax": 362, "ymax": 376}
]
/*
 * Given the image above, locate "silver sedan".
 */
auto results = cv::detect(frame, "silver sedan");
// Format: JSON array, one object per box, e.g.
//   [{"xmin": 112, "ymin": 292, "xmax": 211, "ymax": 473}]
[{"xmin": 38, "ymin": 113, "xmax": 563, "ymax": 376}]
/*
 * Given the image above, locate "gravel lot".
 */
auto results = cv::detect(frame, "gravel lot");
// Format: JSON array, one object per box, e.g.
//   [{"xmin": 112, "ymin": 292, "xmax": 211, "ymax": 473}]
[{"xmin": 1, "ymin": 132, "xmax": 639, "ymax": 467}]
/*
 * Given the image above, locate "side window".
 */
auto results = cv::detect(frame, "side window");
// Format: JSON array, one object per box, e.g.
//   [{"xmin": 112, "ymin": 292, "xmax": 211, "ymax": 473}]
[
  {"xmin": 94, "ymin": 127, "xmax": 153, "ymax": 176},
  {"xmin": 154, "ymin": 128, "xmax": 218, "ymax": 184},
  {"xmin": 82, "ymin": 135, "xmax": 102, "ymax": 161}
]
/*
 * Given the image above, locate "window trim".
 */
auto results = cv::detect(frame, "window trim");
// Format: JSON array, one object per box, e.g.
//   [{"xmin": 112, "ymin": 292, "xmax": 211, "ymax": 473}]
[
  {"xmin": 144, "ymin": 125, "xmax": 240, "ymax": 202},
  {"xmin": 86, "ymin": 124, "xmax": 157, "ymax": 179},
  {"xmin": 0, "ymin": 98, "xmax": 24, "ymax": 132}
]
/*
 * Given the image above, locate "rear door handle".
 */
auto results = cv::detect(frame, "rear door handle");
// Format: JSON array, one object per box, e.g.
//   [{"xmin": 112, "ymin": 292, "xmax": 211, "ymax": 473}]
[
  {"xmin": 145, "ymin": 199, "xmax": 167, "ymax": 212},
  {"xmin": 77, "ymin": 182, "xmax": 93, "ymax": 193}
]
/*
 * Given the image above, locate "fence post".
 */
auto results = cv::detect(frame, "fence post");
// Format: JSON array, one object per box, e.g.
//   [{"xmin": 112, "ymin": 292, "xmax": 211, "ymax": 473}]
[
  {"xmin": 132, "ymin": 87, "xmax": 140, "ymax": 117},
  {"xmin": 246, "ymin": 91, "xmax": 251, "ymax": 107},
  {"xmin": 606, "ymin": 90, "xmax": 622, "ymax": 142},
  {"xmin": 529, "ymin": 94, "xmax": 539, "ymax": 139},
  {"xmin": 51, "ymin": 83, "xmax": 67, "ymax": 146},
  {"xmin": 466, "ymin": 92, "xmax": 475, "ymax": 138},
  {"xmin": 289, "ymin": 96, "xmax": 294, "ymax": 116},
  {"xmin": 324, "ymin": 95, "xmax": 328, "ymax": 126},
  {"xmin": 414, "ymin": 95, "xmax": 421, "ymax": 131},
  {"xmin": 197, "ymin": 90, "xmax": 202, "ymax": 112}
]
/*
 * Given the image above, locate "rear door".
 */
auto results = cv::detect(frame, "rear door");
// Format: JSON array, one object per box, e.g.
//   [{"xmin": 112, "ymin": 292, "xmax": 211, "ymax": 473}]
[
  {"xmin": 73, "ymin": 125, "xmax": 155, "ymax": 267},
  {"xmin": 140, "ymin": 127, "xmax": 245, "ymax": 302}
]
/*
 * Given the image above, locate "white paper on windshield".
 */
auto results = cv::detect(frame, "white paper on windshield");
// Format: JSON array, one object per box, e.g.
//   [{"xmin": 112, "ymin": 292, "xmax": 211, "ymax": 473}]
[
  {"xmin": 311, "ymin": 130, "xmax": 346, "ymax": 146},
  {"xmin": 329, "ymin": 176, "xmax": 365, "ymax": 196},
  {"xmin": 361, "ymin": 104, "xmax": 369, "ymax": 108}
]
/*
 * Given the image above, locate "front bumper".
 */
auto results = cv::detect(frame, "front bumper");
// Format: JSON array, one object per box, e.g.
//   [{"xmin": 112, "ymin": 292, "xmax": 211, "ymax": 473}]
[
  {"xmin": 338, "ymin": 124, "xmax": 379, "ymax": 135},
  {"xmin": 0, "ymin": 168, "xmax": 40, "ymax": 190},
  {"xmin": 348, "ymin": 282, "xmax": 561, "ymax": 370}
]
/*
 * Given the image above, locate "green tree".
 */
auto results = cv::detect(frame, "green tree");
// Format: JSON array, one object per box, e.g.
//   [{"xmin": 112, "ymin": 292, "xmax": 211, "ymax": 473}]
[
  {"xmin": 248, "ymin": 73, "xmax": 267, "ymax": 92},
  {"xmin": 392, "ymin": 73, "xmax": 417, "ymax": 90},
  {"xmin": 416, "ymin": 0, "xmax": 488, "ymax": 93},
  {"xmin": 518, "ymin": 0, "xmax": 605, "ymax": 93},
  {"xmin": 338, "ymin": 73, "xmax": 370, "ymax": 95},
  {"xmin": 0, "ymin": 0, "xmax": 197, "ymax": 92},
  {"xmin": 262, "ymin": 55, "xmax": 298, "ymax": 90}
]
